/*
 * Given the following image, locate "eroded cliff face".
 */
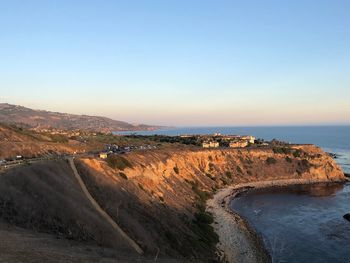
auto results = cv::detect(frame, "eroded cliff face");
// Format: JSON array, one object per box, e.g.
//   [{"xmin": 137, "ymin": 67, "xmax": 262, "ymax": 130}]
[{"xmin": 75, "ymin": 145, "xmax": 345, "ymax": 261}]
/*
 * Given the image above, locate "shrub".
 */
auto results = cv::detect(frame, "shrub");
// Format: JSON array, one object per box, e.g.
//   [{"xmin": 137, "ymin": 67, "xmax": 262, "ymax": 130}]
[
  {"xmin": 225, "ymin": 171, "xmax": 232, "ymax": 178},
  {"xmin": 190, "ymin": 181, "xmax": 212, "ymax": 203},
  {"xmin": 106, "ymin": 155, "xmax": 133, "ymax": 170},
  {"xmin": 192, "ymin": 211, "xmax": 219, "ymax": 246},
  {"xmin": 205, "ymin": 173, "xmax": 215, "ymax": 181},
  {"xmin": 194, "ymin": 211, "xmax": 214, "ymax": 224},
  {"xmin": 173, "ymin": 166, "xmax": 179, "ymax": 174},
  {"xmin": 208, "ymin": 162, "xmax": 215, "ymax": 171},
  {"xmin": 247, "ymin": 170, "xmax": 253, "ymax": 176},
  {"xmin": 138, "ymin": 183, "xmax": 145, "ymax": 191},
  {"xmin": 266, "ymin": 157, "xmax": 277, "ymax": 165},
  {"xmin": 293, "ymin": 149, "xmax": 303, "ymax": 158},
  {"xmin": 220, "ymin": 178, "xmax": 228, "ymax": 185},
  {"xmin": 273, "ymin": 147, "xmax": 292, "ymax": 154},
  {"xmin": 298, "ymin": 159, "xmax": 312, "ymax": 173},
  {"xmin": 118, "ymin": 172, "xmax": 128, "ymax": 180},
  {"xmin": 285, "ymin": 156, "xmax": 292, "ymax": 163},
  {"xmin": 49, "ymin": 134, "xmax": 69, "ymax": 143},
  {"xmin": 236, "ymin": 166, "xmax": 243, "ymax": 174}
]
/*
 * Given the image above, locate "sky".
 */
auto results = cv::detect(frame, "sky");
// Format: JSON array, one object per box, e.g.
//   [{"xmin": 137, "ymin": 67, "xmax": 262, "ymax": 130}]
[{"xmin": 1, "ymin": 0, "xmax": 350, "ymax": 126}]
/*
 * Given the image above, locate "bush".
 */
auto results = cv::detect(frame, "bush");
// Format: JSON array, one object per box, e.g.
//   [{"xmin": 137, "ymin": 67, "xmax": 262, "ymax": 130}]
[
  {"xmin": 293, "ymin": 149, "xmax": 303, "ymax": 158},
  {"xmin": 225, "ymin": 171, "xmax": 232, "ymax": 178},
  {"xmin": 194, "ymin": 211, "xmax": 214, "ymax": 224},
  {"xmin": 173, "ymin": 166, "xmax": 179, "ymax": 174},
  {"xmin": 266, "ymin": 157, "xmax": 277, "ymax": 165},
  {"xmin": 192, "ymin": 211, "xmax": 219, "ymax": 247},
  {"xmin": 106, "ymin": 155, "xmax": 133, "ymax": 170},
  {"xmin": 273, "ymin": 147, "xmax": 292, "ymax": 154},
  {"xmin": 118, "ymin": 172, "xmax": 128, "ymax": 180},
  {"xmin": 190, "ymin": 181, "xmax": 212, "ymax": 203},
  {"xmin": 220, "ymin": 178, "xmax": 228, "ymax": 185},
  {"xmin": 236, "ymin": 166, "xmax": 243, "ymax": 174},
  {"xmin": 298, "ymin": 159, "xmax": 312, "ymax": 173},
  {"xmin": 205, "ymin": 173, "xmax": 215, "ymax": 181},
  {"xmin": 208, "ymin": 162, "xmax": 215, "ymax": 171},
  {"xmin": 285, "ymin": 156, "xmax": 292, "ymax": 163},
  {"xmin": 49, "ymin": 134, "xmax": 69, "ymax": 143},
  {"xmin": 138, "ymin": 183, "xmax": 145, "ymax": 191}
]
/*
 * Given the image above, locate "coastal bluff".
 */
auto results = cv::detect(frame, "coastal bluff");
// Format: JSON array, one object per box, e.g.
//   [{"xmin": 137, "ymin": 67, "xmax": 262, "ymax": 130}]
[
  {"xmin": 75, "ymin": 144, "xmax": 344, "ymax": 261},
  {"xmin": 0, "ymin": 144, "xmax": 344, "ymax": 262}
]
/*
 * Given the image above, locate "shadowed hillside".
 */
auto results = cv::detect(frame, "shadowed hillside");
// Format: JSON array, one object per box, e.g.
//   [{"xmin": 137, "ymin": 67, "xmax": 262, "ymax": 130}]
[{"xmin": 0, "ymin": 103, "xmax": 159, "ymax": 132}]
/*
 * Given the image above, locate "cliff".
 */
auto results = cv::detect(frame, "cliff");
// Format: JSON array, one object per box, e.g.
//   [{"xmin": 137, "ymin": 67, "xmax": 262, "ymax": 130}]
[
  {"xmin": 0, "ymin": 145, "xmax": 344, "ymax": 262},
  {"xmin": 75, "ymin": 145, "xmax": 344, "ymax": 261}
]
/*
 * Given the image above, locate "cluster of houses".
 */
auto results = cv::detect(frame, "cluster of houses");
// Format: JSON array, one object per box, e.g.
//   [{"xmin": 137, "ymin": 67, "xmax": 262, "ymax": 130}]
[
  {"xmin": 31, "ymin": 128, "xmax": 90, "ymax": 137},
  {"xmin": 99, "ymin": 144, "xmax": 157, "ymax": 159},
  {"xmin": 202, "ymin": 134, "xmax": 256, "ymax": 149}
]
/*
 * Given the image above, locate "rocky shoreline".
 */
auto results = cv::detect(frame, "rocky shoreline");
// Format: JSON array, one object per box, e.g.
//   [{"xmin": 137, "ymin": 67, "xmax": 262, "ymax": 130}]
[{"xmin": 207, "ymin": 178, "xmax": 348, "ymax": 263}]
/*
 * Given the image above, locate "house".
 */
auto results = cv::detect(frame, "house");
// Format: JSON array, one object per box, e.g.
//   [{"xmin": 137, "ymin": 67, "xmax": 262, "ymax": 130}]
[
  {"xmin": 229, "ymin": 141, "xmax": 248, "ymax": 148},
  {"xmin": 99, "ymin": 152, "xmax": 108, "ymax": 159},
  {"xmin": 241, "ymin": 135, "xmax": 256, "ymax": 144},
  {"xmin": 202, "ymin": 141, "xmax": 219, "ymax": 148}
]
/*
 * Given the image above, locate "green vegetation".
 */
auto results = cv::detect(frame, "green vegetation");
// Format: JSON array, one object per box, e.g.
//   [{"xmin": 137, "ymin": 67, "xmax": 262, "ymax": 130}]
[
  {"xmin": 48, "ymin": 134, "xmax": 69, "ymax": 143},
  {"xmin": 225, "ymin": 171, "xmax": 232, "ymax": 178},
  {"xmin": 208, "ymin": 162, "xmax": 215, "ymax": 171},
  {"xmin": 220, "ymin": 178, "xmax": 228, "ymax": 185},
  {"xmin": 266, "ymin": 157, "xmax": 277, "ymax": 165},
  {"xmin": 106, "ymin": 155, "xmax": 133, "ymax": 170},
  {"xmin": 190, "ymin": 181, "xmax": 212, "ymax": 204},
  {"xmin": 298, "ymin": 159, "xmax": 312, "ymax": 173},
  {"xmin": 191, "ymin": 209, "xmax": 219, "ymax": 251},
  {"xmin": 285, "ymin": 156, "xmax": 292, "ymax": 163},
  {"xmin": 126, "ymin": 134, "xmax": 202, "ymax": 146},
  {"xmin": 173, "ymin": 166, "xmax": 179, "ymax": 174},
  {"xmin": 205, "ymin": 173, "xmax": 215, "ymax": 181},
  {"xmin": 246, "ymin": 158, "xmax": 253, "ymax": 165},
  {"xmin": 118, "ymin": 172, "xmax": 128, "ymax": 180},
  {"xmin": 236, "ymin": 166, "xmax": 243, "ymax": 174},
  {"xmin": 187, "ymin": 178, "xmax": 219, "ymax": 255},
  {"xmin": 293, "ymin": 149, "xmax": 303, "ymax": 158},
  {"xmin": 138, "ymin": 183, "xmax": 145, "ymax": 191},
  {"xmin": 273, "ymin": 147, "xmax": 292, "ymax": 154}
]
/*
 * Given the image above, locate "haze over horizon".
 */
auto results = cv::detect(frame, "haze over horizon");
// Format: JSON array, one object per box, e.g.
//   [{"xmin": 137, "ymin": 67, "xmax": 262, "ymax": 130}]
[{"xmin": 1, "ymin": 0, "xmax": 350, "ymax": 126}]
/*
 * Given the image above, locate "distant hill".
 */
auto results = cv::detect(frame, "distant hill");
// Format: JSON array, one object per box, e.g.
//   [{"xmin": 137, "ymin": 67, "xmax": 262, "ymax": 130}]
[{"xmin": 0, "ymin": 103, "xmax": 160, "ymax": 133}]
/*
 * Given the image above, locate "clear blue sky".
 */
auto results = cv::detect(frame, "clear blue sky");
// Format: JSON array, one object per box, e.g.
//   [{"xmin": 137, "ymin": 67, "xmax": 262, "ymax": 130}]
[{"xmin": 1, "ymin": 0, "xmax": 349, "ymax": 126}]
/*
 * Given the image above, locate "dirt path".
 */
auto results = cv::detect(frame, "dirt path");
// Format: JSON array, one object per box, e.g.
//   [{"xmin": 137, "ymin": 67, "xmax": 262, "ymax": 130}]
[{"xmin": 68, "ymin": 157, "xmax": 144, "ymax": 255}]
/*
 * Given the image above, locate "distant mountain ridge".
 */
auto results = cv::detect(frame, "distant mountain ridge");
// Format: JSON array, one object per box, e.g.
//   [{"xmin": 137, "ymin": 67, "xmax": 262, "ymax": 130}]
[{"xmin": 0, "ymin": 103, "xmax": 160, "ymax": 132}]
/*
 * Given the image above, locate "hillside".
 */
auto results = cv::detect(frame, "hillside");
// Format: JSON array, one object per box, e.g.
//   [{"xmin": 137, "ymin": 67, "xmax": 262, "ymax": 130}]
[
  {"xmin": 0, "ymin": 145, "xmax": 344, "ymax": 262},
  {"xmin": 0, "ymin": 103, "xmax": 159, "ymax": 132},
  {"xmin": 0, "ymin": 123, "xmax": 84, "ymax": 159}
]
